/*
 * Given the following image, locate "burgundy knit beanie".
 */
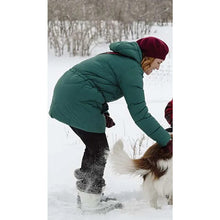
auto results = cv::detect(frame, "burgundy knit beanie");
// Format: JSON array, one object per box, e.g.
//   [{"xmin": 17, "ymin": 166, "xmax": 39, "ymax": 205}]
[{"xmin": 136, "ymin": 37, "xmax": 169, "ymax": 60}]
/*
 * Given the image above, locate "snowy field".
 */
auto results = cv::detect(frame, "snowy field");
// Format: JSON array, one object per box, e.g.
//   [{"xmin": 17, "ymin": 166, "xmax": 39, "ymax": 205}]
[
  {"xmin": 48, "ymin": 25, "xmax": 173, "ymax": 220},
  {"xmin": 2, "ymin": 3, "xmax": 220, "ymax": 220}
]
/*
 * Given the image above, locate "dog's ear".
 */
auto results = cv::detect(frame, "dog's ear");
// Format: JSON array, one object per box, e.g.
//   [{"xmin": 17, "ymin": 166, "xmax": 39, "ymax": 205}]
[
  {"xmin": 142, "ymin": 143, "xmax": 161, "ymax": 159},
  {"xmin": 142, "ymin": 142, "xmax": 172, "ymax": 161}
]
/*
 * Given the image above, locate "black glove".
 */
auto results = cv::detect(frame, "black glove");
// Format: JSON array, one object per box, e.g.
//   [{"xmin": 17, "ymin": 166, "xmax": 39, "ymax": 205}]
[
  {"xmin": 165, "ymin": 127, "xmax": 173, "ymax": 132},
  {"xmin": 104, "ymin": 113, "xmax": 115, "ymax": 128}
]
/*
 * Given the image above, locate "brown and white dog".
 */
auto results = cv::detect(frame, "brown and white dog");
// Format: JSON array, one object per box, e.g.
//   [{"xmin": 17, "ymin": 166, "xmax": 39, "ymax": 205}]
[{"xmin": 110, "ymin": 140, "xmax": 172, "ymax": 209}]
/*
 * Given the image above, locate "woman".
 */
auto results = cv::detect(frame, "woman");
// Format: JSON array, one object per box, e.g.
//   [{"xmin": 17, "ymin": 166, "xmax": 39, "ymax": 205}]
[{"xmin": 49, "ymin": 36, "xmax": 172, "ymax": 213}]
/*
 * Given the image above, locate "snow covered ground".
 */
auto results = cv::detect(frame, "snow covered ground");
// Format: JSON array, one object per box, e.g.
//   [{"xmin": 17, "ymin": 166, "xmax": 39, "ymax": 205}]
[
  {"xmin": 48, "ymin": 25, "xmax": 173, "ymax": 220},
  {"xmin": 3, "ymin": 4, "xmax": 220, "ymax": 220}
]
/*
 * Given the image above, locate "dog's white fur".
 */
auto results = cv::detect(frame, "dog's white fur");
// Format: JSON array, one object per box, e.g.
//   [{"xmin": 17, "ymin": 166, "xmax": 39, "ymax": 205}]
[{"xmin": 110, "ymin": 140, "xmax": 172, "ymax": 209}]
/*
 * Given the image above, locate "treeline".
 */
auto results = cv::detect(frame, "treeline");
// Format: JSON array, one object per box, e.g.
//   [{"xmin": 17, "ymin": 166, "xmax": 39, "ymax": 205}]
[{"xmin": 48, "ymin": 0, "xmax": 172, "ymax": 56}]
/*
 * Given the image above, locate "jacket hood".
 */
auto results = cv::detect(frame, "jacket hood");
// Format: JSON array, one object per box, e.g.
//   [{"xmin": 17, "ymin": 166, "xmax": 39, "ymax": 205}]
[{"xmin": 109, "ymin": 41, "xmax": 142, "ymax": 63}]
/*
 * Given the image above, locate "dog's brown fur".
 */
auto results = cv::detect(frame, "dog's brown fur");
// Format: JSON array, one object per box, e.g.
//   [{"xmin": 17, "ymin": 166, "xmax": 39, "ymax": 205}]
[
  {"xmin": 133, "ymin": 143, "xmax": 172, "ymax": 180},
  {"xmin": 111, "ymin": 139, "xmax": 173, "ymax": 208}
]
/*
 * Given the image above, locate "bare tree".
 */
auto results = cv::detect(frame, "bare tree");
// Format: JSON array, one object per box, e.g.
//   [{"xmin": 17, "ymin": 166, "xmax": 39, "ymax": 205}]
[{"xmin": 48, "ymin": 0, "xmax": 172, "ymax": 56}]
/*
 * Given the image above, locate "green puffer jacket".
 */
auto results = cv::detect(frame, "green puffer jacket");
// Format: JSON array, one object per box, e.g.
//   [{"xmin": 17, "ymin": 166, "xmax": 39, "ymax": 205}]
[{"xmin": 49, "ymin": 41, "xmax": 171, "ymax": 146}]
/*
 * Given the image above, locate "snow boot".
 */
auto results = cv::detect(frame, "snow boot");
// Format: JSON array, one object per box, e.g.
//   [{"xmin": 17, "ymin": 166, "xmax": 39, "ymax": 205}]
[
  {"xmin": 77, "ymin": 192, "xmax": 117, "ymax": 208},
  {"xmin": 76, "ymin": 179, "xmax": 117, "ymax": 208},
  {"xmin": 77, "ymin": 190, "xmax": 122, "ymax": 214},
  {"xmin": 74, "ymin": 168, "xmax": 118, "ymax": 209}
]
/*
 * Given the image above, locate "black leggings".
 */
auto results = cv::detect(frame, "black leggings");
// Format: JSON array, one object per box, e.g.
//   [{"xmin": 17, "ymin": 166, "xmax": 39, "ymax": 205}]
[{"xmin": 70, "ymin": 126, "xmax": 109, "ymax": 193}]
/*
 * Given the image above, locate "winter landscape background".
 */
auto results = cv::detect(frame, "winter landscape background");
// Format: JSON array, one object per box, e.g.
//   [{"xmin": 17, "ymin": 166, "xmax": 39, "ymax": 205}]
[
  {"xmin": 48, "ymin": 24, "xmax": 172, "ymax": 220},
  {"xmin": 2, "ymin": 1, "xmax": 220, "ymax": 220}
]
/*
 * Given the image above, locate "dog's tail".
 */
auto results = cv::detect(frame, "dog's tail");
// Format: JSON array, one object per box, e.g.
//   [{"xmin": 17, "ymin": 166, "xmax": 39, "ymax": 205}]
[{"xmin": 110, "ymin": 140, "xmax": 147, "ymax": 176}]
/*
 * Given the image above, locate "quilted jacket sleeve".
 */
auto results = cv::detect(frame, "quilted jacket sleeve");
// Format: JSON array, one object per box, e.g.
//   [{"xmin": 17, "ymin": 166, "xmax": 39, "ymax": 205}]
[{"xmin": 118, "ymin": 68, "xmax": 171, "ymax": 146}]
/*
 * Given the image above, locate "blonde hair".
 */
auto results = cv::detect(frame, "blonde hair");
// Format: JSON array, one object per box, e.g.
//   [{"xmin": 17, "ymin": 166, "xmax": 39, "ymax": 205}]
[{"xmin": 141, "ymin": 57, "xmax": 155, "ymax": 73}]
